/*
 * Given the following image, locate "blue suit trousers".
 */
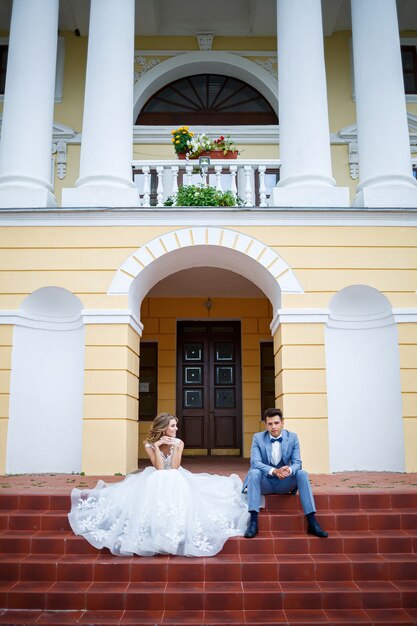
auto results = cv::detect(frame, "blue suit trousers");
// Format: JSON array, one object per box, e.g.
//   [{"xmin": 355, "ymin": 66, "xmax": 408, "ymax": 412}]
[{"xmin": 246, "ymin": 468, "xmax": 316, "ymax": 515}]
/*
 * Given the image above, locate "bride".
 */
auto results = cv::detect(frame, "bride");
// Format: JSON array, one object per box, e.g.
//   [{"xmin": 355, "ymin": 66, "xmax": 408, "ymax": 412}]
[{"xmin": 68, "ymin": 412, "xmax": 249, "ymax": 557}]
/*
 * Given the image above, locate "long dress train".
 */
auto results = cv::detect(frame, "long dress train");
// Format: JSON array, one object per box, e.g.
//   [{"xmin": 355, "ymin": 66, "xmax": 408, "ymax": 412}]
[{"xmin": 68, "ymin": 445, "xmax": 249, "ymax": 557}]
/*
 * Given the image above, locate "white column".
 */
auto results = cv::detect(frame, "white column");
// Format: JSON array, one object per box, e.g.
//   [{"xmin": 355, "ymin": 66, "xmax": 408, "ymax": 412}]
[
  {"xmin": 272, "ymin": 0, "xmax": 349, "ymax": 208},
  {"xmin": 0, "ymin": 0, "xmax": 58, "ymax": 208},
  {"xmin": 62, "ymin": 0, "xmax": 138, "ymax": 207},
  {"xmin": 351, "ymin": 0, "xmax": 417, "ymax": 208}
]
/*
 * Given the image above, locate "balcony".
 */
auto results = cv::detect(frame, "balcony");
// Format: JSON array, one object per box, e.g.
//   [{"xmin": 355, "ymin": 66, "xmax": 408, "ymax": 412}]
[{"xmin": 132, "ymin": 158, "xmax": 281, "ymax": 207}]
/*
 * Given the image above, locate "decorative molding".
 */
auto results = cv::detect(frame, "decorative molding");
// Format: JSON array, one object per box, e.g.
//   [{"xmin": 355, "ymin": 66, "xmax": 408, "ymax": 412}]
[
  {"xmin": 2, "ymin": 207, "xmax": 417, "ymax": 227},
  {"xmin": 132, "ymin": 125, "xmax": 280, "ymax": 144},
  {"xmin": 51, "ymin": 140, "xmax": 67, "ymax": 180},
  {"xmin": 348, "ymin": 141, "xmax": 359, "ymax": 180},
  {"xmin": 196, "ymin": 33, "xmax": 214, "ymax": 51},
  {"xmin": 0, "ymin": 118, "xmax": 78, "ymax": 181},
  {"xmin": 0, "ymin": 309, "xmax": 143, "ymax": 335},
  {"xmin": 392, "ymin": 308, "xmax": 417, "ymax": 323},
  {"xmin": 108, "ymin": 227, "xmax": 304, "ymax": 311},
  {"xmin": 271, "ymin": 307, "xmax": 417, "ymax": 335},
  {"xmin": 133, "ymin": 49, "xmax": 278, "ymax": 81},
  {"xmin": 250, "ymin": 57, "xmax": 278, "ymax": 79},
  {"xmin": 81, "ymin": 309, "xmax": 143, "ymax": 336},
  {"xmin": 0, "ymin": 310, "xmax": 83, "ymax": 331},
  {"xmin": 270, "ymin": 309, "xmax": 329, "ymax": 334},
  {"xmin": 337, "ymin": 114, "xmax": 417, "ymax": 180},
  {"xmin": 134, "ymin": 55, "xmax": 165, "ymax": 81},
  {"xmin": 327, "ymin": 310, "xmax": 396, "ymax": 330},
  {"xmin": 51, "ymin": 123, "xmax": 78, "ymax": 180},
  {"xmin": 134, "ymin": 49, "xmax": 277, "ymax": 58},
  {"xmin": 1, "ymin": 307, "xmax": 416, "ymax": 335}
]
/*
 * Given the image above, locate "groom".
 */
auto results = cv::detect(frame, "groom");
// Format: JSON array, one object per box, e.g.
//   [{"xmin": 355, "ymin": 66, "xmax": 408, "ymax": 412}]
[{"xmin": 242, "ymin": 407, "xmax": 328, "ymax": 538}]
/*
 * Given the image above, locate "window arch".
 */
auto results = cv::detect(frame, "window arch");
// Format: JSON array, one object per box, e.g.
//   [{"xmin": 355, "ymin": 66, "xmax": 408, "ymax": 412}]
[{"xmin": 136, "ymin": 73, "xmax": 278, "ymax": 125}]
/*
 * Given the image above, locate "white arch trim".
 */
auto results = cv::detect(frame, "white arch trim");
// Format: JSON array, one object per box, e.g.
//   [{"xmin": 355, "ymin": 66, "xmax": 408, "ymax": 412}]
[
  {"xmin": 133, "ymin": 51, "xmax": 278, "ymax": 122},
  {"xmin": 108, "ymin": 227, "xmax": 303, "ymax": 316}
]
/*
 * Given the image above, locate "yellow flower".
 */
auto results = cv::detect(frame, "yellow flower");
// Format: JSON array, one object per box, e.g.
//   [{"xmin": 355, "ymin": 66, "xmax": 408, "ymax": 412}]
[
  {"xmin": 182, "ymin": 130, "xmax": 187, "ymax": 134},
  {"xmin": 175, "ymin": 139, "xmax": 180, "ymax": 143},
  {"xmin": 184, "ymin": 126, "xmax": 189, "ymax": 130},
  {"xmin": 190, "ymin": 132, "xmax": 194, "ymax": 137},
  {"xmin": 171, "ymin": 130, "xmax": 176, "ymax": 134}
]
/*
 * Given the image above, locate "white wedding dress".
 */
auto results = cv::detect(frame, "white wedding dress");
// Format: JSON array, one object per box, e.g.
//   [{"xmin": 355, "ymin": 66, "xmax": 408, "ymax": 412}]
[{"xmin": 68, "ymin": 444, "xmax": 249, "ymax": 557}]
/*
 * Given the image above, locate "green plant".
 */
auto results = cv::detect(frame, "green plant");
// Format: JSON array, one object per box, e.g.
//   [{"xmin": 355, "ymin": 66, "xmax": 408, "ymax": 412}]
[
  {"xmin": 171, "ymin": 126, "xmax": 194, "ymax": 155},
  {"xmin": 170, "ymin": 127, "xmax": 239, "ymax": 158},
  {"xmin": 212, "ymin": 135, "xmax": 237, "ymax": 155},
  {"xmin": 164, "ymin": 184, "xmax": 243, "ymax": 207}
]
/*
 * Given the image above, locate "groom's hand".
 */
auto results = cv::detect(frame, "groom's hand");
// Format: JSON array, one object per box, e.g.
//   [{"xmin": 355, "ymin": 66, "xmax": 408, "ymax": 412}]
[{"xmin": 273, "ymin": 466, "xmax": 291, "ymax": 479}]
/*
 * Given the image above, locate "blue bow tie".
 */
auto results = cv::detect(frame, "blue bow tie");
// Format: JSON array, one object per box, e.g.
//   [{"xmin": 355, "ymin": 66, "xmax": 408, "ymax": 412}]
[{"xmin": 270, "ymin": 437, "xmax": 282, "ymax": 443}]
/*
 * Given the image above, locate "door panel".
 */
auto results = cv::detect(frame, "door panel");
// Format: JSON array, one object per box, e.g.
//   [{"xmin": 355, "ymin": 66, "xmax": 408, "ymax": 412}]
[{"xmin": 177, "ymin": 321, "xmax": 242, "ymax": 455}]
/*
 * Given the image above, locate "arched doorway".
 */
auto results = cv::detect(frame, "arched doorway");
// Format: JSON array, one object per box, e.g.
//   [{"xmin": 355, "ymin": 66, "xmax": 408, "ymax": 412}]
[
  {"xmin": 325, "ymin": 285, "xmax": 404, "ymax": 472},
  {"xmin": 7, "ymin": 287, "xmax": 85, "ymax": 473},
  {"xmin": 109, "ymin": 227, "xmax": 303, "ymax": 458}
]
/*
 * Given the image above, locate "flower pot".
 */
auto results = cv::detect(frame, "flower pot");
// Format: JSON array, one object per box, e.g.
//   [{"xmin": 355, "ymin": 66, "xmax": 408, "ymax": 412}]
[{"xmin": 177, "ymin": 150, "xmax": 238, "ymax": 160}]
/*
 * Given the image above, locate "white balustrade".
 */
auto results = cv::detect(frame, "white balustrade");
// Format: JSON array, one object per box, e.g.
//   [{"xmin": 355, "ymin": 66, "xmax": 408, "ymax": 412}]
[
  {"xmin": 243, "ymin": 165, "xmax": 253, "ymax": 207},
  {"xmin": 141, "ymin": 166, "xmax": 150, "ymax": 207},
  {"xmin": 258, "ymin": 165, "xmax": 267, "ymax": 208},
  {"xmin": 132, "ymin": 158, "xmax": 281, "ymax": 208},
  {"xmin": 156, "ymin": 166, "xmax": 164, "ymax": 207},
  {"xmin": 214, "ymin": 165, "xmax": 223, "ymax": 191}
]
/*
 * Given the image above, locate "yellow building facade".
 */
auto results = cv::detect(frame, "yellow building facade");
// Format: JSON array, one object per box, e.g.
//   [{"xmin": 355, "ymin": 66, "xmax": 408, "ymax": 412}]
[{"xmin": 0, "ymin": 0, "xmax": 416, "ymax": 475}]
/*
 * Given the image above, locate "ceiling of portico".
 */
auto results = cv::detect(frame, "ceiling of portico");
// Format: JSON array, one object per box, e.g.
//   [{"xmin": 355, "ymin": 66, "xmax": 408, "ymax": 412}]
[
  {"xmin": 0, "ymin": 1, "xmax": 416, "ymax": 37},
  {"xmin": 147, "ymin": 267, "xmax": 266, "ymax": 298}
]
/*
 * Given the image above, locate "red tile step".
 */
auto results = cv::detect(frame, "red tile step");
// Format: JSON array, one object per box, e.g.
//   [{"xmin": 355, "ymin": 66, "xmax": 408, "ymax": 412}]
[
  {"xmin": 1, "ymin": 491, "xmax": 416, "ymax": 512},
  {"xmin": 0, "ymin": 608, "xmax": 416, "ymax": 625},
  {"xmin": 1, "ymin": 491, "xmax": 417, "ymax": 625},
  {"xmin": 0, "ymin": 508, "xmax": 416, "ymax": 536}
]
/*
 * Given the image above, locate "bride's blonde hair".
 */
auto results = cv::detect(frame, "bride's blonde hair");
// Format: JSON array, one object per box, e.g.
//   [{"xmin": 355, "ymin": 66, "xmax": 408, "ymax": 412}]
[{"xmin": 144, "ymin": 412, "xmax": 178, "ymax": 445}]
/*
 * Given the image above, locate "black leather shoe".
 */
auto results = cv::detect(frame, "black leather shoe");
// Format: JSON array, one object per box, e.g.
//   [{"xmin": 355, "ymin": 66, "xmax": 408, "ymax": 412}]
[
  {"xmin": 244, "ymin": 521, "xmax": 258, "ymax": 538},
  {"xmin": 307, "ymin": 520, "xmax": 328, "ymax": 538},
  {"xmin": 290, "ymin": 487, "xmax": 298, "ymax": 496}
]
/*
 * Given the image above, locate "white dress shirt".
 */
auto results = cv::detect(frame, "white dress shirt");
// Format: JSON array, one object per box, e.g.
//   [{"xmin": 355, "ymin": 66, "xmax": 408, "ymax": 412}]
[
  {"xmin": 269, "ymin": 435, "xmax": 292, "ymax": 476},
  {"xmin": 270, "ymin": 436, "xmax": 282, "ymax": 466}
]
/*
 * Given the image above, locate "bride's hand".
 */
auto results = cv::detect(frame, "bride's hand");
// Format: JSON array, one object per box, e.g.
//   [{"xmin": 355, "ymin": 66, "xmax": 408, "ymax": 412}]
[{"xmin": 156, "ymin": 435, "xmax": 173, "ymax": 447}]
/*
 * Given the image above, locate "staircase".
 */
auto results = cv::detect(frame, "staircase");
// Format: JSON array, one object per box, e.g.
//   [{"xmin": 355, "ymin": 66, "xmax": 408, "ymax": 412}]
[{"xmin": 0, "ymin": 490, "xmax": 416, "ymax": 625}]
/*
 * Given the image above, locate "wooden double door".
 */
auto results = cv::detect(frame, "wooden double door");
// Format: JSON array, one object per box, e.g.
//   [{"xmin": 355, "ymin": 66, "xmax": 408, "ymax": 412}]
[{"xmin": 176, "ymin": 321, "xmax": 242, "ymax": 455}]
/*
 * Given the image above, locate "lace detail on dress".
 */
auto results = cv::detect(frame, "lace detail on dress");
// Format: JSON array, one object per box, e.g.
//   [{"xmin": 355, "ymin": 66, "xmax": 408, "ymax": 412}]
[
  {"xmin": 68, "ymin": 464, "xmax": 249, "ymax": 557},
  {"xmin": 145, "ymin": 441, "xmax": 181, "ymax": 470},
  {"xmin": 160, "ymin": 447, "xmax": 174, "ymax": 470}
]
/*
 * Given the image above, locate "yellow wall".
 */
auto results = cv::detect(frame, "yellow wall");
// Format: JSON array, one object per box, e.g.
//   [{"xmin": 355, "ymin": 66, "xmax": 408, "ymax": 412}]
[
  {"xmin": 398, "ymin": 323, "xmax": 417, "ymax": 471},
  {"xmin": 83, "ymin": 324, "xmax": 140, "ymax": 475},
  {"xmin": 139, "ymin": 297, "xmax": 273, "ymax": 458},
  {"xmin": 274, "ymin": 324, "xmax": 329, "ymax": 473},
  {"xmin": 1, "ymin": 224, "xmax": 416, "ymax": 311},
  {"xmin": 0, "ymin": 326, "xmax": 12, "ymax": 473},
  {"xmin": 0, "ymin": 222, "xmax": 416, "ymax": 472}
]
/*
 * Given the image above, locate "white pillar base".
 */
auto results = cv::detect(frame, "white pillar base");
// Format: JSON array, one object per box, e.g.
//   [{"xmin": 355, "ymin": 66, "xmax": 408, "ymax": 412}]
[
  {"xmin": 0, "ymin": 187, "xmax": 57, "ymax": 208},
  {"xmin": 62, "ymin": 185, "xmax": 139, "ymax": 208},
  {"xmin": 353, "ymin": 185, "xmax": 417, "ymax": 208},
  {"xmin": 271, "ymin": 185, "xmax": 350, "ymax": 208}
]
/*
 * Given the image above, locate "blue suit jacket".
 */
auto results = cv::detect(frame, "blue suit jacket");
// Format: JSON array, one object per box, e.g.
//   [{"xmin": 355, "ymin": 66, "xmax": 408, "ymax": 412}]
[{"xmin": 242, "ymin": 428, "xmax": 302, "ymax": 492}]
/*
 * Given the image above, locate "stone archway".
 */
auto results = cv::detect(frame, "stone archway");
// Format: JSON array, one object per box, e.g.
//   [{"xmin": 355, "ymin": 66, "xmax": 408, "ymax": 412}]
[
  {"xmin": 108, "ymin": 227, "xmax": 303, "ymax": 316},
  {"xmin": 109, "ymin": 227, "xmax": 303, "ymax": 460}
]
